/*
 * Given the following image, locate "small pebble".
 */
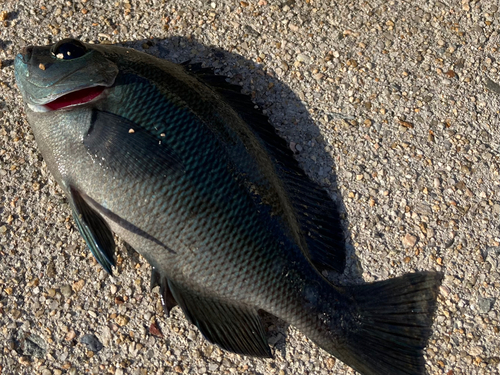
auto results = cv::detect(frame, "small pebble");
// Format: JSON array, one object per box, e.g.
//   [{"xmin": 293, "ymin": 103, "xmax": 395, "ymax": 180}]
[
  {"xmin": 150, "ymin": 321, "xmax": 163, "ymax": 337},
  {"xmin": 80, "ymin": 334, "xmax": 103, "ymax": 352},
  {"xmin": 296, "ymin": 54, "xmax": 310, "ymax": 63},
  {"xmin": 65, "ymin": 330, "xmax": 77, "ymax": 341},
  {"xmin": 469, "ymin": 346, "xmax": 484, "ymax": 356},
  {"xmin": 60, "ymin": 285, "xmax": 72, "ymax": 298},
  {"xmin": 326, "ymin": 357, "xmax": 336, "ymax": 369},
  {"xmin": 18, "ymin": 356, "xmax": 30, "ymax": 366},
  {"xmin": 72, "ymin": 279, "xmax": 85, "ymax": 293},
  {"xmin": 115, "ymin": 315, "xmax": 129, "ymax": 326},
  {"xmin": 477, "ymin": 297, "xmax": 495, "ymax": 314},
  {"xmin": 402, "ymin": 233, "xmax": 418, "ymax": 248}
]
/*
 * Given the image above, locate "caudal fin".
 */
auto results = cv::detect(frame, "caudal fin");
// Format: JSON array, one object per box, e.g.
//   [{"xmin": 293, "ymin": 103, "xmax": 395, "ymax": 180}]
[{"xmin": 331, "ymin": 272, "xmax": 442, "ymax": 375}]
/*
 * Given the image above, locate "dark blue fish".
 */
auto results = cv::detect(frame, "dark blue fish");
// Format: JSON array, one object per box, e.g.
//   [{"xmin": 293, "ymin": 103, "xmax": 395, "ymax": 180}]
[{"xmin": 15, "ymin": 39, "xmax": 442, "ymax": 375}]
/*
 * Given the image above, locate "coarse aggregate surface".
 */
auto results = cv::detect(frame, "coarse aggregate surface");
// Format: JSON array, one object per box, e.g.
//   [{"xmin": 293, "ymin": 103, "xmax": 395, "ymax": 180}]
[{"xmin": 0, "ymin": 0, "xmax": 499, "ymax": 374}]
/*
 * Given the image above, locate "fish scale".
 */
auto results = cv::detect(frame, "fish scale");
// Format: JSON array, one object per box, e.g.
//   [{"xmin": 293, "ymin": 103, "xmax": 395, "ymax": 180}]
[{"xmin": 15, "ymin": 39, "xmax": 443, "ymax": 374}]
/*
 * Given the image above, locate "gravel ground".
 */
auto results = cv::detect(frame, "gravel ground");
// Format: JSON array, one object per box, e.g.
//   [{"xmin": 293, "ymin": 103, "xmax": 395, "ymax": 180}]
[{"xmin": 1, "ymin": 0, "xmax": 499, "ymax": 374}]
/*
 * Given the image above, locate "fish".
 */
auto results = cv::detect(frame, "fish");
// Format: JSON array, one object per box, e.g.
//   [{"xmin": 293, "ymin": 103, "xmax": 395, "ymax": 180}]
[{"xmin": 15, "ymin": 38, "xmax": 442, "ymax": 375}]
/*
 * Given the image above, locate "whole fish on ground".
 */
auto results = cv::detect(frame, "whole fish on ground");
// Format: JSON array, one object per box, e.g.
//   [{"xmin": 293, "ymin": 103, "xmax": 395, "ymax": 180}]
[{"xmin": 15, "ymin": 39, "xmax": 442, "ymax": 375}]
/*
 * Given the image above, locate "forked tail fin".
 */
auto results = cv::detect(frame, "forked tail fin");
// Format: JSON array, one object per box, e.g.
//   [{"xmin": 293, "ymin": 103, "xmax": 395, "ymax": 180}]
[{"xmin": 328, "ymin": 272, "xmax": 443, "ymax": 375}]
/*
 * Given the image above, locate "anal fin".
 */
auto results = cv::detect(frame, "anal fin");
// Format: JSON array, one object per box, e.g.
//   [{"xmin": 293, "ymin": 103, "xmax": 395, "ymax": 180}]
[{"xmin": 168, "ymin": 281, "xmax": 272, "ymax": 358}]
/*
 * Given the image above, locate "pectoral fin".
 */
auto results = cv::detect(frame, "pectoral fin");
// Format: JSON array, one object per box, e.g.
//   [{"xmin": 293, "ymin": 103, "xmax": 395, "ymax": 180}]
[
  {"xmin": 167, "ymin": 280, "xmax": 272, "ymax": 358},
  {"xmin": 69, "ymin": 186, "xmax": 116, "ymax": 274},
  {"xmin": 84, "ymin": 109, "xmax": 184, "ymax": 180}
]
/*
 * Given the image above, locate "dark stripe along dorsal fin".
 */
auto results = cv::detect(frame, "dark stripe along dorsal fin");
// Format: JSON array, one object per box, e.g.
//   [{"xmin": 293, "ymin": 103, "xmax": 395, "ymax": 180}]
[
  {"xmin": 167, "ymin": 280, "xmax": 272, "ymax": 358},
  {"xmin": 184, "ymin": 63, "xmax": 346, "ymax": 274}
]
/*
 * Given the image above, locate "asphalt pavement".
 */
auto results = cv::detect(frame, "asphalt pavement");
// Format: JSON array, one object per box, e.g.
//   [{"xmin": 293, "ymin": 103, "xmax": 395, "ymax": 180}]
[{"xmin": 0, "ymin": 1, "xmax": 499, "ymax": 374}]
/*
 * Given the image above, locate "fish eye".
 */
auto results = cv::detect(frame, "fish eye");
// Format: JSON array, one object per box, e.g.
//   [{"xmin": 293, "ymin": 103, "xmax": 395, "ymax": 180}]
[{"xmin": 52, "ymin": 39, "xmax": 88, "ymax": 60}]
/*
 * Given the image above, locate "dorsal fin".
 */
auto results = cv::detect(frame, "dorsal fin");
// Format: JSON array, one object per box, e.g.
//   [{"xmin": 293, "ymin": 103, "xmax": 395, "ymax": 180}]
[{"xmin": 184, "ymin": 63, "xmax": 346, "ymax": 274}]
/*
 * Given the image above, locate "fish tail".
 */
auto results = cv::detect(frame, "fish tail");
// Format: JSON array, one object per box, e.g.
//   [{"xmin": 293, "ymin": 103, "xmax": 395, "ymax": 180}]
[{"xmin": 323, "ymin": 272, "xmax": 443, "ymax": 375}]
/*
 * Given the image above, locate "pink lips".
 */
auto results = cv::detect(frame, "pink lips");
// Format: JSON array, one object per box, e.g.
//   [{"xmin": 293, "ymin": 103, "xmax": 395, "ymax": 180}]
[{"xmin": 45, "ymin": 86, "xmax": 105, "ymax": 110}]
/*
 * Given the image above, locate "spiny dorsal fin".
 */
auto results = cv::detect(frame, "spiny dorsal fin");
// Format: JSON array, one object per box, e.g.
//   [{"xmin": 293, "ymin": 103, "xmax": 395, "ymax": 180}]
[{"xmin": 184, "ymin": 63, "xmax": 346, "ymax": 273}]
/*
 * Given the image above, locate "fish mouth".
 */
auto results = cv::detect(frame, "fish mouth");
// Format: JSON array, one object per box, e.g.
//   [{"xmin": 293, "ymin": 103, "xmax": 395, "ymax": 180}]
[{"xmin": 27, "ymin": 85, "xmax": 107, "ymax": 113}]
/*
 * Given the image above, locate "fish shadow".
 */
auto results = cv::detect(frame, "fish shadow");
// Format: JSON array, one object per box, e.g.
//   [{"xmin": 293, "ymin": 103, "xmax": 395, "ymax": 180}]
[{"xmin": 116, "ymin": 36, "xmax": 365, "ymax": 356}]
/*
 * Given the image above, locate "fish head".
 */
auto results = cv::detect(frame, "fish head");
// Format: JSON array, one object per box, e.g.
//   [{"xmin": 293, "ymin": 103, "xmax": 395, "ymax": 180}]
[{"xmin": 14, "ymin": 38, "xmax": 119, "ymax": 113}]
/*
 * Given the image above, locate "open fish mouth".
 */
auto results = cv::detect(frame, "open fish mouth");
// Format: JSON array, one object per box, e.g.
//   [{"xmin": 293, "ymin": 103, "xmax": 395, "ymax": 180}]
[{"xmin": 27, "ymin": 85, "xmax": 107, "ymax": 112}]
